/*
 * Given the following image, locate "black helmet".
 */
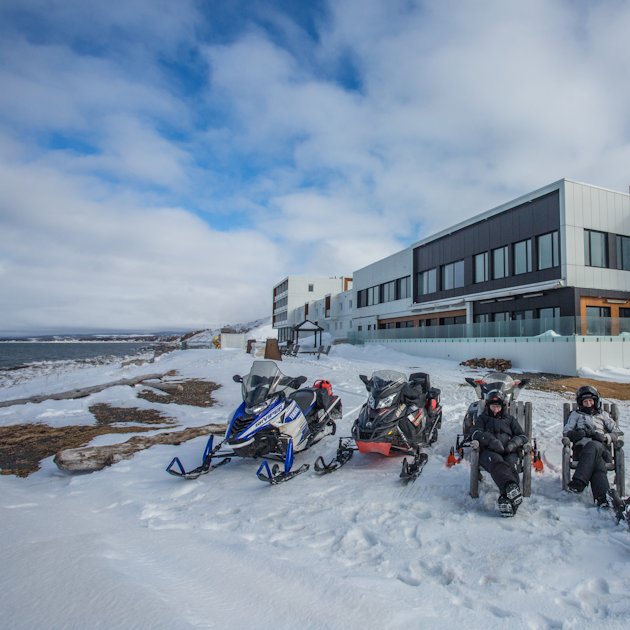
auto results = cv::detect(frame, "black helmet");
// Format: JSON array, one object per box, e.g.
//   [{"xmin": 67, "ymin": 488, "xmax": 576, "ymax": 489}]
[
  {"xmin": 576, "ymin": 385, "xmax": 601, "ymax": 414},
  {"xmin": 485, "ymin": 390, "xmax": 505, "ymax": 415}
]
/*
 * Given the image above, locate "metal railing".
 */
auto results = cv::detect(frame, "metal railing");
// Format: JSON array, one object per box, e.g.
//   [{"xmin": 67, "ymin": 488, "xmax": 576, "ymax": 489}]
[{"xmin": 348, "ymin": 316, "xmax": 630, "ymax": 344}]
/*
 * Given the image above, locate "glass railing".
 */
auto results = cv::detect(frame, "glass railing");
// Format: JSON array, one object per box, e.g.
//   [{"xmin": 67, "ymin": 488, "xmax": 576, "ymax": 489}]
[{"xmin": 347, "ymin": 316, "xmax": 630, "ymax": 344}]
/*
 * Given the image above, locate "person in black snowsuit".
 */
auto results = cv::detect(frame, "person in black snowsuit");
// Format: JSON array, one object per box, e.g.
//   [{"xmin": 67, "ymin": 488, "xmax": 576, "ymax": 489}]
[
  {"xmin": 471, "ymin": 390, "xmax": 528, "ymax": 517},
  {"xmin": 563, "ymin": 385, "xmax": 622, "ymax": 506}
]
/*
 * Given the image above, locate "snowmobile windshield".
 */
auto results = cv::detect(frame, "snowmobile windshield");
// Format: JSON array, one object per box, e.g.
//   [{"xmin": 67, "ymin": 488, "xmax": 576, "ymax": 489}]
[
  {"xmin": 368, "ymin": 370, "xmax": 406, "ymax": 408},
  {"xmin": 479, "ymin": 373, "xmax": 516, "ymax": 399},
  {"xmin": 241, "ymin": 361, "xmax": 296, "ymax": 408}
]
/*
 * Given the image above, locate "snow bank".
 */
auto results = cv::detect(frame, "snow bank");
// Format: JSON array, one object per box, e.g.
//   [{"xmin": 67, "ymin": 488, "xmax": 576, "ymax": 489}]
[{"xmin": 2, "ymin": 344, "xmax": 630, "ymax": 628}]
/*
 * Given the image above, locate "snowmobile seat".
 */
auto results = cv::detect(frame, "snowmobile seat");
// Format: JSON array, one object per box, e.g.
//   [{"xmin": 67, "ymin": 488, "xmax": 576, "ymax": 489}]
[
  {"xmin": 409, "ymin": 372, "xmax": 430, "ymax": 393},
  {"xmin": 561, "ymin": 402, "xmax": 624, "ymax": 496},
  {"xmin": 288, "ymin": 388, "xmax": 318, "ymax": 415},
  {"xmin": 468, "ymin": 400, "xmax": 533, "ymax": 499}
]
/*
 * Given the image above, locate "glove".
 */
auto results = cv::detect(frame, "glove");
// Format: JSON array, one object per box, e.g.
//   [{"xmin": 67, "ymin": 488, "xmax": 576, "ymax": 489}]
[
  {"xmin": 583, "ymin": 426, "xmax": 594, "ymax": 438},
  {"xmin": 505, "ymin": 440, "xmax": 518, "ymax": 454},
  {"xmin": 592, "ymin": 432, "xmax": 607, "ymax": 443},
  {"xmin": 567, "ymin": 429, "xmax": 586, "ymax": 443},
  {"xmin": 488, "ymin": 438, "xmax": 504, "ymax": 454}
]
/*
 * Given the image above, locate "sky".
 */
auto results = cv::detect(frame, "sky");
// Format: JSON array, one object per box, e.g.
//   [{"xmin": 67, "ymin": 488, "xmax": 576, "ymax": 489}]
[{"xmin": 1, "ymin": 0, "xmax": 630, "ymax": 335}]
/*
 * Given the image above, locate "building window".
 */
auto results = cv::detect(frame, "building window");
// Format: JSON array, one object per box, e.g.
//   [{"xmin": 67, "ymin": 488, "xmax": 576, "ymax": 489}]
[
  {"xmin": 492, "ymin": 246, "xmax": 509, "ymax": 279},
  {"xmin": 616, "ymin": 235, "xmax": 630, "ymax": 271},
  {"xmin": 586, "ymin": 305, "xmax": 611, "ymax": 335},
  {"xmin": 396, "ymin": 276, "xmax": 410, "ymax": 300},
  {"xmin": 442, "ymin": 260, "xmax": 464, "ymax": 290},
  {"xmin": 474, "ymin": 252, "xmax": 489, "ymax": 283},
  {"xmin": 584, "ymin": 229, "xmax": 608, "ymax": 268},
  {"xmin": 537, "ymin": 231, "xmax": 559, "ymax": 270},
  {"xmin": 538, "ymin": 307, "xmax": 559, "ymax": 320},
  {"xmin": 493, "ymin": 312, "xmax": 510, "ymax": 322},
  {"xmin": 474, "ymin": 314, "xmax": 490, "ymax": 323},
  {"xmin": 417, "ymin": 268, "xmax": 437, "ymax": 295},
  {"xmin": 382, "ymin": 280, "xmax": 396, "ymax": 303},
  {"xmin": 308, "ymin": 284, "xmax": 314, "ymax": 292},
  {"xmin": 513, "ymin": 310, "xmax": 534, "ymax": 320},
  {"xmin": 514, "ymin": 239, "xmax": 532, "ymax": 275}
]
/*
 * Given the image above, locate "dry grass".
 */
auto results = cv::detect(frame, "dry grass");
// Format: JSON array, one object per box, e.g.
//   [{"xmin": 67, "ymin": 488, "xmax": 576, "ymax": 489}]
[{"xmin": 0, "ymin": 378, "xmax": 220, "ymax": 477}]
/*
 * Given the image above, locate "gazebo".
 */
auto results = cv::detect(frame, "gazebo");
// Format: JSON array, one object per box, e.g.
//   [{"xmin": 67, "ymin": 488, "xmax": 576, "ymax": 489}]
[{"xmin": 293, "ymin": 319, "xmax": 324, "ymax": 348}]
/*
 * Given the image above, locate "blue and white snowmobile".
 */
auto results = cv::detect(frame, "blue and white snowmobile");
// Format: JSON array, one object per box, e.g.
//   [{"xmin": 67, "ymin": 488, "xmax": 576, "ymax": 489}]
[{"xmin": 166, "ymin": 360, "xmax": 342, "ymax": 484}]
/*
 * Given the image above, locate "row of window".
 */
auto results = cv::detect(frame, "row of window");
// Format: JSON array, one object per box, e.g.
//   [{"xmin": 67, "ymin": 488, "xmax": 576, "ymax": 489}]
[
  {"xmin": 274, "ymin": 280, "xmax": 288, "ymax": 296},
  {"xmin": 418, "ymin": 231, "xmax": 560, "ymax": 296},
  {"xmin": 356, "ymin": 276, "xmax": 411, "ymax": 308},
  {"xmin": 585, "ymin": 230, "xmax": 630, "ymax": 270},
  {"xmin": 473, "ymin": 307, "xmax": 560, "ymax": 323}
]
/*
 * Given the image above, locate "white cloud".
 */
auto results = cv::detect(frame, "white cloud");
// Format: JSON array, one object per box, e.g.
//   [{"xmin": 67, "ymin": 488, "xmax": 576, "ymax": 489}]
[{"xmin": 2, "ymin": 0, "xmax": 630, "ymax": 333}]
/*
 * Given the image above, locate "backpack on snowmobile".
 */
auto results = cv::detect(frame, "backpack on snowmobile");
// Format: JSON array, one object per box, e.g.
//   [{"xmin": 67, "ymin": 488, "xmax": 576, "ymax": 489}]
[
  {"xmin": 314, "ymin": 369, "xmax": 442, "ymax": 482},
  {"xmin": 166, "ymin": 360, "xmax": 342, "ymax": 484}
]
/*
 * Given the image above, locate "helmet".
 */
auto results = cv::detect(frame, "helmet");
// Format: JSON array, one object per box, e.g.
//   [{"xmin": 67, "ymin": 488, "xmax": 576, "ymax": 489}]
[
  {"xmin": 576, "ymin": 385, "xmax": 600, "ymax": 414},
  {"xmin": 485, "ymin": 390, "xmax": 505, "ymax": 416}
]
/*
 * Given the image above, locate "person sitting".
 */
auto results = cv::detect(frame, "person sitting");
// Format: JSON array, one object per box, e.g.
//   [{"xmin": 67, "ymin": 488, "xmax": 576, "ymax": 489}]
[
  {"xmin": 471, "ymin": 390, "xmax": 528, "ymax": 517},
  {"xmin": 564, "ymin": 385, "xmax": 622, "ymax": 506}
]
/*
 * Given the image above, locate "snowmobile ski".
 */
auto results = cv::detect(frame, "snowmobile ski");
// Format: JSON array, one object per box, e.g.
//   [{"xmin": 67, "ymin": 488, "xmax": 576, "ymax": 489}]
[
  {"xmin": 166, "ymin": 435, "xmax": 231, "ymax": 479},
  {"xmin": 256, "ymin": 460, "xmax": 310, "ymax": 484},
  {"xmin": 313, "ymin": 438, "xmax": 356, "ymax": 474},
  {"xmin": 400, "ymin": 449, "xmax": 429, "ymax": 483}
]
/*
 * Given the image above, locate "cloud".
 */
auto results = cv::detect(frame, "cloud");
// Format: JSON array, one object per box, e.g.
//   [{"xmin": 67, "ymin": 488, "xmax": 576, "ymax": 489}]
[{"xmin": 2, "ymin": 0, "xmax": 630, "ymax": 333}]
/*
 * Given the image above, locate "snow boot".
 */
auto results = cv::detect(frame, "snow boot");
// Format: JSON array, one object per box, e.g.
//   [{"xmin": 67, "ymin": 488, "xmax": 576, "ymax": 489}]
[
  {"xmin": 568, "ymin": 478, "xmax": 587, "ymax": 494},
  {"xmin": 498, "ymin": 494, "xmax": 515, "ymax": 517},
  {"xmin": 505, "ymin": 482, "xmax": 523, "ymax": 511}
]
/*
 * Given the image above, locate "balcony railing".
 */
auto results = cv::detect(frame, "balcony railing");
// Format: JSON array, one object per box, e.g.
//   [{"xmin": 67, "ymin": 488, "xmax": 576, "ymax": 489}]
[{"xmin": 348, "ymin": 316, "xmax": 630, "ymax": 344}]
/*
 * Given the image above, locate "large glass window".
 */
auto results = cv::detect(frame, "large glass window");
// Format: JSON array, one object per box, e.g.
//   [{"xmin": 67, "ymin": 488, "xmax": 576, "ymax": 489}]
[
  {"xmin": 382, "ymin": 280, "xmax": 396, "ymax": 303},
  {"xmin": 442, "ymin": 260, "xmax": 464, "ymax": 290},
  {"xmin": 586, "ymin": 305, "xmax": 611, "ymax": 335},
  {"xmin": 616, "ymin": 235, "xmax": 630, "ymax": 271},
  {"xmin": 474, "ymin": 252, "xmax": 489, "ymax": 283},
  {"xmin": 493, "ymin": 312, "xmax": 510, "ymax": 322},
  {"xmin": 492, "ymin": 246, "xmax": 509, "ymax": 279},
  {"xmin": 537, "ymin": 231, "xmax": 559, "ymax": 270},
  {"xmin": 417, "ymin": 268, "xmax": 437, "ymax": 295},
  {"xmin": 514, "ymin": 239, "xmax": 532, "ymax": 275},
  {"xmin": 396, "ymin": 276, "xmax": 410, "ymax": 300},
  {"xmin": 584, "ymin": 229, "xmax": 608, "ymax": 268}
]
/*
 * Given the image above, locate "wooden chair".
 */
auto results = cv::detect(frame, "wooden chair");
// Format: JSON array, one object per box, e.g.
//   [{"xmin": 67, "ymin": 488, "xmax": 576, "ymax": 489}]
[
  {"xmin": 468, "ymin": 400, "xmax": 533, "ymax": 499},
  {"xmin": 561, "ymin": 402, "xmax": 625, "ymax": 496}
]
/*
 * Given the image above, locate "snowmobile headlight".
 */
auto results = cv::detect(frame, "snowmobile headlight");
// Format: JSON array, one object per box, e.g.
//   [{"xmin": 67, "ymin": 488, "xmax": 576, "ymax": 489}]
[
  {"xmin": 247, "ymin": 399, "xmax": 272, "ymax": 415},
  {"xmin": 376, "ymin": 393, "xmax": 397, "ymax": 409}
]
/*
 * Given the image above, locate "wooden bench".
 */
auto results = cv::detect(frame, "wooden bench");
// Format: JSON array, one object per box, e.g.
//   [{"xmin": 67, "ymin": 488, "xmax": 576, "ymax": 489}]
[{"xmin": 297, "ymin": 345, "xmax": 330, "ymax": 359}]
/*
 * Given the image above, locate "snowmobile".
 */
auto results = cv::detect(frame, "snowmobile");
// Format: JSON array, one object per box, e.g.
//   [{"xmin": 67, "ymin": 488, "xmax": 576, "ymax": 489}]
[
  {"xmin": 314, "ymin": 370, "xmax": 442, "ymax": 482},
  {"xmin": 166, "ymin": 360, "xmax": 342, "ymax": 484},
  {"xmin": 451, "ymin": 372, "xmax": 531, "ymax": 463}
]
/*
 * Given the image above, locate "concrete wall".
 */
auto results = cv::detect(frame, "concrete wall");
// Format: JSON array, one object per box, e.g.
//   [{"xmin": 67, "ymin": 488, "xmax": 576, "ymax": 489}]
[
  {"xmin": 364, "ymin": 337, "xmax": 578, "ymax": 375},
  {"xmin": 364, "ymin": 335, "xmax": 630, "ymax": 376},
  {"xmin": 220, "ymin": 333, "xmax": 247, "ymax": 350}
]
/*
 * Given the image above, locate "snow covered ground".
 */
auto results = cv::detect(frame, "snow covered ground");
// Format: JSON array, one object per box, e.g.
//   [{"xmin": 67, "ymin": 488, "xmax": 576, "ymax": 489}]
[{"xmin": 3, "ymin": 325, "xmax": 630, "ymax": 629}]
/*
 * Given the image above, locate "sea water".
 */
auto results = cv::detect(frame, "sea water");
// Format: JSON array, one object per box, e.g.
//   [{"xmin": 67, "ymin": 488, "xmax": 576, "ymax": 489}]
[{"xmin": 0, "ymin": 342, "xmax": 157, "ymax": 370}]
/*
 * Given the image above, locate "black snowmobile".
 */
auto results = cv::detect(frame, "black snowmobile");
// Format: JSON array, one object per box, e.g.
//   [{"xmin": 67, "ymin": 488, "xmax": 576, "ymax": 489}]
[
  {"xmin": 166, "ymin": 360, "xmax": 342, "ymax": 484},
  {"xmin": 314, "ymin": 369, "xmax": 442, "ymax": 482}
]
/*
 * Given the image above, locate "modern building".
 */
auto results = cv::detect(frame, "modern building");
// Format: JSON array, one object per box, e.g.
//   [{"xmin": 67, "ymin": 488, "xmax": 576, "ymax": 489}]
[
  {"xmin": 272, "ymin": 276, "xmax": 352, "ymax": 343},
  {"xmin": 353, "ymin": 178, "xmax": 630, "ymax": 337},
  {"xmin": 274, "ymin": 179, "xmax": 630, "ymax": 373}
]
